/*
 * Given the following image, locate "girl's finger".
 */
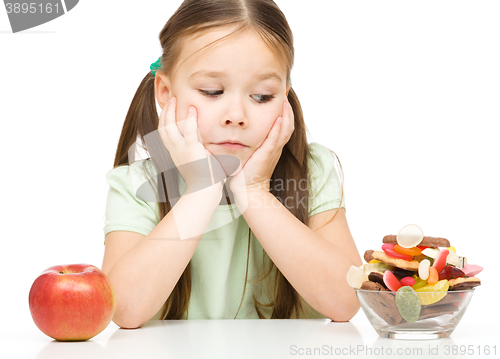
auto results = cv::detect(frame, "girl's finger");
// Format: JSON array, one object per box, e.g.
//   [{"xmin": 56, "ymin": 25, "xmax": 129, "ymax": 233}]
[
  {"xmin": 164, "ymin": 97, "xmax": 183, "ymax": 144},
  {"xmin": 262, "ymin": 116, "xmax": 283, "ymax": 151},
  {"xmin": 185, "ymin": 106, "xmax": 199, "ymax": 143},
  {"xmin": 278, "ymin": 100, "xmax": 293, "ymax": 144}
]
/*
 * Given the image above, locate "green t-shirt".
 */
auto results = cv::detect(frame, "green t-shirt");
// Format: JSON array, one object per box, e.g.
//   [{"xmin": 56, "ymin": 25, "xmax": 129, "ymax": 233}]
[{"xmin": 103, "ymin": 142, "xmax": 346, "ymax": 320}]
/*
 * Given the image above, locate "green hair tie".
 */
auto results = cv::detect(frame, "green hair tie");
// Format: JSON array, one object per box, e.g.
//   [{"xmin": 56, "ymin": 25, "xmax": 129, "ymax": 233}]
[
  {"xmin": 150, "ymin": 56, "xmax": 162, "ymax": 76},
  {"xmin": 150, "ymin": 55, "xmax": 292, "ymax": 86}
]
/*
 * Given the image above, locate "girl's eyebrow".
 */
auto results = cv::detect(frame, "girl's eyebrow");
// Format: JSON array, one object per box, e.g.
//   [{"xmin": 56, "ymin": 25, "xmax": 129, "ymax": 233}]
[{"xmin": 189, "ymin": 70, "xmax": 282, "ymax": 84}]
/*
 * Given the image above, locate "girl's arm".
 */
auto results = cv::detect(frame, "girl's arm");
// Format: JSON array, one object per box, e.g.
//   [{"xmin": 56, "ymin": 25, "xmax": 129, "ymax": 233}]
[
  {"xmin": 103, "ymin": 182, "xmax": 224, "ymax": 329},
  {"xmin": 236, "ymin": 191, "xmax": 362, "ymax": 322}
]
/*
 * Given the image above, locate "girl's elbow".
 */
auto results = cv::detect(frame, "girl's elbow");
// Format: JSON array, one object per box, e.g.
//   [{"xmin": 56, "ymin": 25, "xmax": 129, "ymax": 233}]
[
  {"xmin": 327, "ymin": 300, "xmax": 361, "ymax": 322},
  {"xmin": 112, "ymin": 309, "xmax": 146, "ymax": 329}
]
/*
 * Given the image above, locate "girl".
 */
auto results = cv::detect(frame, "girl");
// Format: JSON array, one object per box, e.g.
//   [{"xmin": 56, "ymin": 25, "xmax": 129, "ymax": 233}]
[{"xmin": 102, "ymin": 0, "xmax": 362, "ymax": 328}]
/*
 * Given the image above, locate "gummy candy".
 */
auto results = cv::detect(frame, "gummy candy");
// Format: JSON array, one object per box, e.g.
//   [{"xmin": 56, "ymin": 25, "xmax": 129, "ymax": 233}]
[
  {"xmin": 438, "ymin": 265, "xmax": 465, "ymax": 280},
  {"xmin": 446, "ymin": 250, "xmax": 462, "ymax": 267},
  {"xmin": 363, "ymin": 262, "xmax": 392, "ymax": 275},
  {"xmin": 423, "ymin": 247, "xmax": 461, "ymax": 267},
  {"xmin": 400, "ymin": 276, "xmax": 416, "ymax": 287},
  {"xmin": 394, "ymin": 244, "xmax": 422, "ymax": 257},
  {"xmin": 346, "ymin": 265, "xmax": 368, "ymax": 289},
  {"xmin": 396, "ymin": 286, "xmax": 422, "ymax": 323},
  {"xmin": 428, "ymin": 267, "xmax": 439, "ymax": 285},
  {"xmin": 422, "ymin": 248, "xmax": 440, "ymax": 258},
  {"xmin": 418, "ymin": 259, "xmax": 431, "ymax": 280},
  {"xmin": 412, "ymin": 276, "xmax": 428, "ymax": 290},
  {"xmin": 382, "ymin": 243, "xmax": 413, "ymax": 261},
  {"xmin": 462, "ymin": 263, "xmax": 484, "ymax": 277},
  {"xmin": 415, "ymin": 279, "xmax": 450, "ymax": 305},
  {"xmin": 396, "ymin": 224, "xmax": 424, "ymax": 248},
  {"xmin": 432, "ymin": 249, "xmax": 449, "ymax": 273},
  {"xmin": 383, "ymin": 270, "xmax": 402, "ymax": 291}
]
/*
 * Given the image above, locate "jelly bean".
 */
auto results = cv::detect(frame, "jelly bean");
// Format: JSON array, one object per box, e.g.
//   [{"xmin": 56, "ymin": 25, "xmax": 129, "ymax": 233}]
[
  {"xmin": 412, "ymin": 276, "xmax": 428, "ymax": 290},
  {"xmin": 447, "ymin": 246, "xmax": 456, "ymax": 253},
  {"xmin": 382, "ymin": 243, "xmax": 413, "ymax": 261},
  {"xmin": 368, "ymin": 259, "xmax": 381, "ymax": 264},
  {"xmin": 394, "ymin": 244, "xmax": 422, "ymax": 256},
  {"xmin": 383, "ymin": 270, "xmax": 402, "ymax": 291},
  {"xmin": 418, "ymin": 259, "xmax": 431, "ymax": 280},
  {"xmin": 346, "ymin": 265, "xmax": 368, "ymax": 289},
  {"xmin": 415, "ymin": 279, "xmax": 449, "ymax": 305},
  {"xmin": 438, "ymin": 265, "xmax": 465, "ymax": 280},
  {"xmin": 462, "ymin": 263, "xmax": 484, "ymax": 277},
  {"xmin": 427, "ymin": 267, "xmax": 439, "ymax": 285},
  {"xmin": 396, "ymin": 224, "xmax": 424, "ymax": 248},
  {"xmin": 400, "ymin": 276, "xmax": 416, "ymax": 287},
  {"xmin": 381, "ymin": 243, "xmax": 395, "ymax": 251},
  {"xmin": 432, "ymin": 249, "xmax": 449, "ymax": 273},
  {"xmin": 396, "ymin": 286, "xmax": 422, "ymax": 323}
]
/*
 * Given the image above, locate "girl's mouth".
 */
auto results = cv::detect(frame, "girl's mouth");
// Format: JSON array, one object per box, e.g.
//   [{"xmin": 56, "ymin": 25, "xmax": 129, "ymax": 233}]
[{"xmin": 216, "ymin": 142, "xmax": 247, "ymax": 150}]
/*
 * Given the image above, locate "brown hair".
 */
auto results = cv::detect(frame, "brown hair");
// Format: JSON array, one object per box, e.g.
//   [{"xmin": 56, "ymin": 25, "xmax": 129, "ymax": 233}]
[{"xmin": 111, "ymin": 0, "xmax": 344, "ymax": 320}]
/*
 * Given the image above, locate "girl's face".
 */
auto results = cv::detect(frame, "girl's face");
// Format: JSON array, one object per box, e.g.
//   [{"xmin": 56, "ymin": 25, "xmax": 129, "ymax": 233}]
[{"xmin": 156, "ymin": 25, "xmax": 290, "ymax": 167}]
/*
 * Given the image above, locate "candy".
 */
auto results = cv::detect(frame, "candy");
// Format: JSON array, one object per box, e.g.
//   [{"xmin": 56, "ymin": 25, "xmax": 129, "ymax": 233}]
[
  {"xmin": 412, "ymin": 276, "xmax": 428, "ymax": 290},
  {"xmin": 400, "ymin": 276, "xmax": 416, "ymax": 287},
  {"xmin": 446, "ymin": 251, "xmax": 462, "ymax": 267},
  {"xmin": 397, "ymin": 224, "xmax": 424, "ymax": 248},
  {"xmin": 428, "ymin": 267, "xmax": 439, "ymax": 285},
  {"xmin": 415, "ymin": 280, "xmax": 450, "ymax": 305},
  {"xmin": 418, "ymin": 259, "xmax": 431, "ymax": 280},
  {"xmin": 439, "ymin": 265, "xmax": 465, "ymax": 280},
  {"xmin": 363, "ymin": 262, "xmax": 392, "ymax": 275},
  {"xmin": 383, "ymin": 270, "xmax": 402, "ymax": 291},
  {"xmin": 462, "ymin": 263, "xmax": 484, "ymax": 277},
  {"xmin": 394, "ymin": 244, "xmax": 422, "ymax": 257},
  {"xmin": 396, "ymin": 286, "xmax": 422, "ymax": 323},
  {"xmin": 423, "ymin": 248, "xmax": 461, "ymax": 267},
  {"xmin": 447, "ymin": 246, "xmax": 456, "ymax": 253},
  {"xmin": 382, "ymin": 243, "xmax": 413, "ymax": 261},
  {"xmin": 346, "ymin": 265, "xmax": 368, "ymax": 289},
  {"xmin": 422, "ymin": 248, "xmax": 440, "ymax": 259},
  {"xmin": 432, "ymin": 249, "xmax": 449, "ymax": 273},
  {"xmin": 381, "ymin": 243, "xmax": 394, "ymax": 251},
  {"xmin": 368, "ymin": 259, "xmax": 381, "ymax": 264}
]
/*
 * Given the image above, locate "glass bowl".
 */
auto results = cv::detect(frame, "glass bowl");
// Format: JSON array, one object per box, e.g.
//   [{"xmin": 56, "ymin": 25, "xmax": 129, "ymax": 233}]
[{"xmin": 355, "ymin": 288, "xmax": 475, "ymax": 339}]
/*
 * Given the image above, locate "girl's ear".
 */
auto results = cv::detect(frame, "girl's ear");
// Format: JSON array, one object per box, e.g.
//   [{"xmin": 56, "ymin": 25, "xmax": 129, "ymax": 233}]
[{"xmin": 154, "ymin": 71, "xmax": 173, "ymax": 109}]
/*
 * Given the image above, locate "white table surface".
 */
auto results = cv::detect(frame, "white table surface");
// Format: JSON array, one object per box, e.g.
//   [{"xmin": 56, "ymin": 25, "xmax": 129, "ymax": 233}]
[{"xmin": 3, "ymin": 297, "xmax": 499, "ymax": 359}]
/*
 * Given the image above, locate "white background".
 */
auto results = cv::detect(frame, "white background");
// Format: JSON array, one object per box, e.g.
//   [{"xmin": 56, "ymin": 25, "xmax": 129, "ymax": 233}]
[{"xmin": 1, "ymin": 0, "xmax": 498, "ymax": 343}]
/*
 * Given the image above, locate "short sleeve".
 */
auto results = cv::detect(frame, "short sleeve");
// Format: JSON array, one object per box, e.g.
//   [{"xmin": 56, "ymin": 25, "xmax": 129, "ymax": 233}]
[
  {"xmin": 103, "ymin": 161, "xmax": 159, "ymax": 244},
  {"xmin": 307, "ymin": 142, "xmax": 346, "ymax": 217}
]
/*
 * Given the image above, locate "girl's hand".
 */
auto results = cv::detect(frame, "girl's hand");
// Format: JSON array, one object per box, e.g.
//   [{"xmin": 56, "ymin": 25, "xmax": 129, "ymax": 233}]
[
  {"xmin": 158, "ymin": 97, "xmax": 227, "ymax": 192},
  {"xmin": 229, "ymin": 99, "xmax": 294, "ymax": 196}
]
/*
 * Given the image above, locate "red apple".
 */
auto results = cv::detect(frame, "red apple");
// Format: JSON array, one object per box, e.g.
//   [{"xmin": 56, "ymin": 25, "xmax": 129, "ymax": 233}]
[{"xmin": 29, "ymin": 264, "xmax": 115, "ymax": 341}]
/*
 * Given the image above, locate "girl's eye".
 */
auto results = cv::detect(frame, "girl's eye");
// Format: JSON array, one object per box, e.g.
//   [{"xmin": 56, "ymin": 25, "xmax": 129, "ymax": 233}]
[{"xmin": 198, "ymin": 90, "xmax": 275, "ymax": 103}]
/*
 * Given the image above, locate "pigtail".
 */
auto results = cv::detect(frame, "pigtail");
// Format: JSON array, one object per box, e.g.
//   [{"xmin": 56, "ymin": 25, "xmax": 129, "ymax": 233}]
[{"xmin": 113, "ymin": 72, "xmax": 157, "ymax": 168}]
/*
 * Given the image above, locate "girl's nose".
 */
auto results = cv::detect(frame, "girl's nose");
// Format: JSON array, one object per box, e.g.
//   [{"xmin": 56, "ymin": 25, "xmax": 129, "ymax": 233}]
[{"xmin": 224, "ymin": 118, "xmax": 246, "ymax": 126}]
